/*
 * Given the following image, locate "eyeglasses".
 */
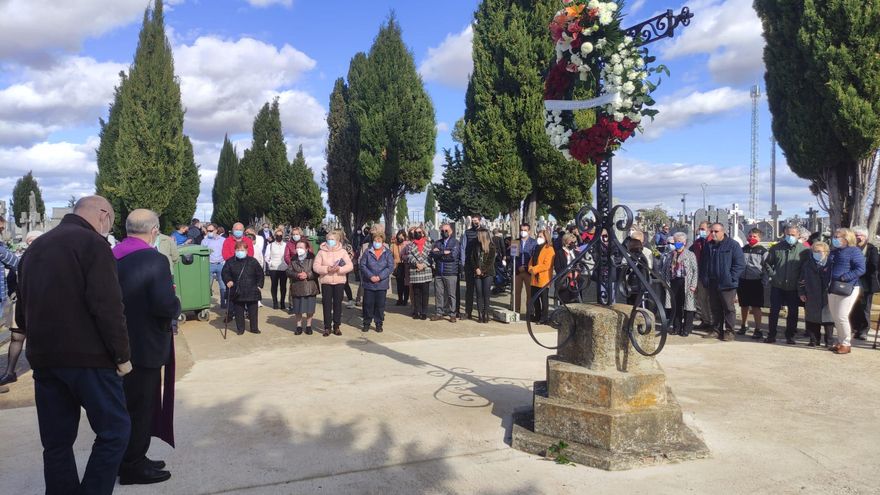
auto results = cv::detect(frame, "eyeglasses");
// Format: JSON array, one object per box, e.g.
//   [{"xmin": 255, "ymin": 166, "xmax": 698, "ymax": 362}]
[
  {"xmin": 710, "ymin": 229, "xmax": 723, "ymax": 233},
  {"xmin": 207, "ymin": 229, "xmax": 215, "ymax": 233}
]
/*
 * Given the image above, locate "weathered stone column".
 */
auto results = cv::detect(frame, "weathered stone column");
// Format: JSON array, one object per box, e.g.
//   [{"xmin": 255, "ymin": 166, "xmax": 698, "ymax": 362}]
[{"xmin": 511, "ymin": 304, "xmax": 709, "ymax": 470}]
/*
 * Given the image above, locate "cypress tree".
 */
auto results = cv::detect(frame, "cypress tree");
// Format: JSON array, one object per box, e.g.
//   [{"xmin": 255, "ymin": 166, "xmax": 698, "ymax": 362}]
[
  {"xmin": 396, "ymin": 196, "xmax": 409, "ymax": 229},
  {"xmin": 435, "ymin": 146, "xmax": 502, "ymax": 221},
  {"xmin": 277, "ymin": 145, "xmax": 326, "ymax": 228},
  {"xmin": 352, "ymin": 15, "xmax": 436, "ymax": 238},
  {"xmin": 11, "ymin": 171, "xmax": 45, "ymax": 227},
  {"xmin": 424, "ymin": 184, "xmax": 436, "ymax": 226},
  {"xmin": 114, "ymin": 0, "xmax": 192, "ymax": 228},
  {"xmin": 162, "ymin": 136, "xmax": 201, "ymax": 230},
  {"xmin": 240, "ymin": 99, "xmax": 288, "ymax": 224},
  {"xmin": 96, "ymin": 74, "xmax": 127, "ymax": 234},
  {"xmin": 755, "ymin": 0, "xmax": 880, "ymax": 227},
  {"xmin": 462, "ymin": 0, "xmax": 594, "ymax": 228},
  {"xmin": 212, "ymin": 135, "xmax": 240, "ymax": 229}
]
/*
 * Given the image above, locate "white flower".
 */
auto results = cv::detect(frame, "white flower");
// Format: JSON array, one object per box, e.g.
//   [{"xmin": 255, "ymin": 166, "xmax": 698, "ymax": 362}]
[
  {"xmin": 571, "ymin": 54, "xmax": 582, "ymax": 66},
  {"xmin": 580, "ymin": 42, "xmax": 594, "ymax": 55},
  {"xmin": 588, "ymin": 0, "xmax": 599, "ymax": 8},
  {"xmin": 599, "ymin": 12, "xmax": 613, "ymax": 25},
  {"xmin": 613, "ymin": 112, "xmax": 625, "ymax": 122},
  {"xmin": 622, "ymin": 81, "xmax": 635, "ymax": 94},
  {"xmin": 610, "ymin": 54, "xmax": 620, "ymax": 64},
  {"xmin": 621, "ymin": 97, "xmax": 633, "ymax": 107},
  {"xmin": 623, "ymin": 36, "xmax": 633, "ymax": 45},
  {"xmin": 608, "ymin": 2, "xmax": 619, "ymax": 11},
  {"xmin": 613, "ymin": 64, "xmax": 623, "ymax": 75},
  {"xmin": 631, "ymin": 113, "xmax": 642, "ymax": 123},
  {"xmin": 562, "ymin": 150, "xmax": 572, "ymax": 161},
  {"xmin": 623, "ymin": 58, "xmax": 633, "ymax": 69},
  {"xmin": 627, "ymin": 70, "xmax": 639, "ymax": 80},
  {"xmin": 595, "ymin": 38, "xmax": 607, "ymax": 49}
]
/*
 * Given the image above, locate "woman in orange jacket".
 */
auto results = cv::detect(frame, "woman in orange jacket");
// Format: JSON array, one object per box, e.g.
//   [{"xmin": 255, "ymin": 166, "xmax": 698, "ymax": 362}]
[{"xmin": 529, "ymin": 227, "xmax": 555, "ymax": 324}]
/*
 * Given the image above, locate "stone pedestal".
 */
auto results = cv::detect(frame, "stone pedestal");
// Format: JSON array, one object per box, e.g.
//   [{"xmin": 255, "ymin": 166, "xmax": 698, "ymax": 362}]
[{"xmin": 511, "ymin": 304, "xmax": 709, "ymax": 470}]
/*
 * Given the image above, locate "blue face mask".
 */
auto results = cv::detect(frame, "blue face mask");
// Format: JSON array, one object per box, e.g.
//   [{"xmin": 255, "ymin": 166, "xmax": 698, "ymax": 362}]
[
  {"xmin": 698, "ymin": 230, "xmax": 707, "ymax": 239},
  {"xmin": 812, "ymin": 252, "xmax": 824, "ymax": 262},
  {"xmin": 785, "ymin": 235, "xmax": 797, "ymax": 245},
  {"xmin": 235, "ymin": 251, "xmax": 247, "ymax": 259},
  {"xmin": 832, "ymin": 238, "xmax": 842, "ymax": 248},
  {"xmin": 674, "ymin": 242, "xmax": 685, "ymax": 250},
  {"xmin": 373, "ymin": 241, "xmax": 383, "ymax": 249},
  {"xmin": 326, "ymin": 239, "xmax": 337, "ymax": 248},
  {"xmin": 292, "ymin": 234, "xmax": 301, "ymax": 242},
  {"xmin": 233, "ymin": 229, "xmax": 244, "ymax": 238}
]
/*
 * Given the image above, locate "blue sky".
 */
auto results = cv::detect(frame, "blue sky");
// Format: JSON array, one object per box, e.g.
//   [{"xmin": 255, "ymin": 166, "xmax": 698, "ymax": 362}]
[{"xmin": 0, "ymin": 0, "xmax": 817, "ymax": 226}]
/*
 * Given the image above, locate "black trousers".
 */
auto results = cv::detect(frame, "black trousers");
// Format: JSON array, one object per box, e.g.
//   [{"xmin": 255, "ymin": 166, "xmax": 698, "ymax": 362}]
[
  {"xmin": 768, "ymin": 287, "xmax": 800, "ymax": 339},
  {"xmin": 475, "ymin": 276, "xmax": 492, "ymax": 315},
  {"xmin": 805, "ymin": 321, "xmax": 834, "ymax": 344},
  {"xmin": 233, "ymin": 301, "xmax": 259, "ymax": 333},
  {"xmin": 532, "ymin": 285, "xmax": 550, "ymax": 322},
  {"xmin": 463, "ymin": 271, "xmax": 476, "ymax": 317},
  {"xmin": 343, "ymin": 276, "xmax": 353, "ymax": 301},
  {"xmin": 363, "ymin": 289, "xmax": 387, "ymax": 327},
  {"xmin": 412, "ymin": 282, "xmax": 430, "ymax": 316},
  {"xmin": 669, "ymin": 277, "xmax": 694, "ymax": 334},
  {"xmin": 850, "ymin": 290, "xmax": 874, "ymax": 333},
  {"xmin": 321, "ymin": 283, "xmax": 344, "ymax": 329},
  {"xmin": 395, "ymin": 264, "xmax": 409, "ymax": 303},
  {"xmin": 34, "ymin": 367, "xmax": 130, "ymax": 495},
  {"xmin": 708, "ymin": 287, "xmax": 737, "ymax": 332},
  {"xmin": 121, "ymin": 366, "xmax": 161, "ymax": 471},
  {"xmin": 269, "ymin": 270, "xmax": 288, "ymax": 306}
]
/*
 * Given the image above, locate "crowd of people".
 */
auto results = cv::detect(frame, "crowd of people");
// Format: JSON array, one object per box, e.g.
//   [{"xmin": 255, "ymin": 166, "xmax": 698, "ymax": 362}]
[{"xmin": 1, "ymin": 196, "xmax": 878, "ymax": 493}]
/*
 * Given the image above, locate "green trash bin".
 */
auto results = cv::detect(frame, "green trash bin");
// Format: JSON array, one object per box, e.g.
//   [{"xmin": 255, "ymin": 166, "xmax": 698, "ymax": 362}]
[
  {"xmin": 174, "ymin": 245, "xmax": 212, "ymax": 322},
  {"xmin": 308, "ymin": 235, "xmax": 324, "ymax": 254}
]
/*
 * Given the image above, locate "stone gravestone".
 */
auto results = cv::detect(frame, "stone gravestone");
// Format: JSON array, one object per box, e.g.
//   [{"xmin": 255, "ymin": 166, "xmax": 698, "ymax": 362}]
[{"xmin": 512, "ymin": 304, "xmax": 709, "ymax": 470}]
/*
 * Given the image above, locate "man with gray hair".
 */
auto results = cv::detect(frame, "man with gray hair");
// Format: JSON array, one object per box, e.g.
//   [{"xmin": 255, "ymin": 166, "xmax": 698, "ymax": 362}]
[
  {"xmin": 851, "ymin": 226, "xmax": 879, "ymax": 340},
  {"xmin": 699, "ymin": 223, "xmax": 745, "ymax": 341},
  {"xmin": 112, "ymin": 209, "xmax": 180, "ymax": 485},
  {"xmin": 16, "ymin": 195, "xmax": 132, "ymax": 494},
  {"xmin": 431, "ymin": 223, "xmax": 460, "ymax": 322}
]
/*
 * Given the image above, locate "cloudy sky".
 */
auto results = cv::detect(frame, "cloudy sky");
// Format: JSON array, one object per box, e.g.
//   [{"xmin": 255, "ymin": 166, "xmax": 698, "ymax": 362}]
[{"xmin": 0, "ymin": 0, "xmax": 817, "ymax": 225}]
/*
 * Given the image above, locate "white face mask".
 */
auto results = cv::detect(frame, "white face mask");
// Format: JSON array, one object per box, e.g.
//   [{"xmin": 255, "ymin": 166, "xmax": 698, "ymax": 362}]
[
  {"xmin": 520, "ymin": 231, "xmax": 529, "ymax": 239},
  {"xmin": 536, "ymin": 237, "xmax": 546, "ymax": 246},
  {"xmin": 296, "ymin": 248, "xmax": 306, "ymax": 257}
]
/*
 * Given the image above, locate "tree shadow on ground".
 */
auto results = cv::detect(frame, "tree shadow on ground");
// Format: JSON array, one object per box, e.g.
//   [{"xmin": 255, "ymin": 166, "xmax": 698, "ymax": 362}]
[
  {"xmin": 107, "ymin": 393, "xmax": 538, "ymax": 495},
  {"xmin": 345, "ymin": 339, "xmax": 534, "ymax": 446}
]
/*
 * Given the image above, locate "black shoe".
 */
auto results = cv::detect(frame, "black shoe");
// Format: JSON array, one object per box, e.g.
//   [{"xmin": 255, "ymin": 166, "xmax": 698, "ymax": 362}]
[
  {"xmin": 412, "ymin": 314, "xmax": 419, "ymax": 320},
  {"xmin": 808, "ymin": 340, "xmax": 817, "ymax": 347},
  {"xmin": 119, "ymin": 467, "xmax": 171, "ymax": 485},
  {"xmin": 281, "ymin": 302, "xmax": 287, "ymax": 311},
  {"xmin": 0, "ymin": 372, "xmax": 18, "ymax": 386},
  {"xmin": 763, "ymin": 337, "xmax": 776, "ymax": 344},
  {"xmin": 323, "ymin": 328, "xmax": 331, "ymax": 337},
  {"xmin": 272, "ymin": 302, "xmax": 278, "ymax": 310},
  {"xmin": 785, "ymin": 337, "xmax": 797, "ymax": 345},
  {"xmin": 855, "ymin": 330, "xmax": 867, "ymax": 340},
  {"xmin": 420, "ymin": 314, "xmax": 427, "ymax": 320},
  {"xmin": 751, "ymin": 330, "xmax": 764, "ymax": 340},
  {"xmin": 294, "ymin": 327, "xmax": 303, "ymax": 336},
  {"xmin": 736, "ymin": 326, "xmax": 748, "ymax": 335},
  {"xmin": 305, "ymin": 326, "xmax": 313, "ymax": 335},
  {"xmin": 249, "ymin": 328, "xmax": 261, "ymax": 334},
  {"xmin": 362, "ymin": 324, "xmax": 370, "ymax": 333},
  {"xmin": 722, "ymin": 330, "xmax": 735, "ymax": 341},
  {"xmin": 695, "ymin": 322, "xmax": 713, "ymax": 330},
  {"xmin": 376, "ymin": 325, "xmax": 383, "ymax": 333},
  {"xmin": 146, "ymin": 458, "xmax": 166, "ymax": 470},
  {"xmin": 680, "ymin": 329, "xmax": 691, "ymax": 337}
]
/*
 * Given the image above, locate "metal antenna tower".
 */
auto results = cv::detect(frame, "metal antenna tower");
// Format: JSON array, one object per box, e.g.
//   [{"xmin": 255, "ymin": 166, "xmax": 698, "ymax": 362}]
[{"xmin": 749, "ymin": 85, "xmax": 760, "ymax": 221}]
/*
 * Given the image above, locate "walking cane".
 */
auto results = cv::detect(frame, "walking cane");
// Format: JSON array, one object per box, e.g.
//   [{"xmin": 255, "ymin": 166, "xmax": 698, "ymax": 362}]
[{"xmin": 222, "ymin": 287, "xmax": 234, "ymax": 340}]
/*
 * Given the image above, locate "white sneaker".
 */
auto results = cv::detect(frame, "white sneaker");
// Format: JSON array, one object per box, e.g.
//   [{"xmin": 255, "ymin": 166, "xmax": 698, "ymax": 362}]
[
  {"xmin": 346, "ymin": 301, "xmax": 355, "ymax": 309},
  {"xmin": 258, "ymin": 301, "xmax": 264, "ymax": 307}
]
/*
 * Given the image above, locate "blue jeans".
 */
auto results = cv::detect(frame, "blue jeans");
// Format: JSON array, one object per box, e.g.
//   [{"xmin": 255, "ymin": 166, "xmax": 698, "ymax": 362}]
[
  {"xmin": 363, "ymin": 289, "xmax": 388, "ymax": 327},
  {"xmin": 33, "ymin": 367, "xmax": 130, "ymax": 495},
  {"xmin": 768, "ymin": 287, "xmax": 800, "ymax": 339},
  {"xmin": 209, "ymin": 262, "xmax": 226, "ymax": 301}
]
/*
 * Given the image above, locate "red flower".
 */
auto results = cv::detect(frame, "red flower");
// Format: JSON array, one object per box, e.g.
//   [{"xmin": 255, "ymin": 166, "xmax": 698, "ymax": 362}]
[
  {"xmin": 566, "ymin": 114, "xmax": 639, "ymax": 165},
  {"xmin": 544, "ymin": 59, "xmax": 572, "ymax": 100}
]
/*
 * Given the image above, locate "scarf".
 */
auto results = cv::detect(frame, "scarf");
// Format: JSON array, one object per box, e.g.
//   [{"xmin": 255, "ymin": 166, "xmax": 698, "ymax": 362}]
[{"xmin": 413, "ymin": 237, "xmax": 427, "ymax": 253}]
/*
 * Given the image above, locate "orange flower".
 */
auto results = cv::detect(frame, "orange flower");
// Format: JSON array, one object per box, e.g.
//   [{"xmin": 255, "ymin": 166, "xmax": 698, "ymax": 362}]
[{"xmin": 565, "ymin": 4, "xmax": 585, "ymax": 17}]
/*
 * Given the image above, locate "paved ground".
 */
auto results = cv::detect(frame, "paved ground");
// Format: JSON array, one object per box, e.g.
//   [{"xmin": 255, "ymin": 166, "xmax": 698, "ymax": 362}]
[{"xmin": 2, "ymin": 286, "xmax": 880, "ymax": 494}]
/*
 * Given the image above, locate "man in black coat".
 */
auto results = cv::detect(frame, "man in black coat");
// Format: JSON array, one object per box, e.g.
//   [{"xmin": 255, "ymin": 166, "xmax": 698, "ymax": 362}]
[
  {"xmin": 112, "ymin": 209, "xmax": 181, "ymax": 485},
  {"xmin": 699, "ymin": 223, "xmax": 746, "ymax": 341},
  {"xmin": 16, "ymin": 195, "xmax": 132, "ymax": 495},
  {"xmin": 851, "ymin": 227, "xmax": 879, "ymax": 339}
]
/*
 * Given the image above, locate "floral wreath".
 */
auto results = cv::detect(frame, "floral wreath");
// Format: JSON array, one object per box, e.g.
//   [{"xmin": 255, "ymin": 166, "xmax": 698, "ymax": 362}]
[{"xmin": 544, "ymin": 0, "xmax": 667, "ymax": 165}]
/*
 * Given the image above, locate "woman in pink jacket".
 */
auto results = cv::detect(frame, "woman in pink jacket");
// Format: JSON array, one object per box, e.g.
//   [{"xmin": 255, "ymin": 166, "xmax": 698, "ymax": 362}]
[{"xmin": 313, "ymin": 230, "xmax": 353, "ymax": 336}]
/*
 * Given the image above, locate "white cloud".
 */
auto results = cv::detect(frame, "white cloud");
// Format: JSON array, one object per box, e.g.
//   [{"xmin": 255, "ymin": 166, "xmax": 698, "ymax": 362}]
[
  {"xmin": 174, "ymin": 35, "xmax": 322, "ymax": 140},
  {"xmin": 662, "ymin": 0, "xmax": 764, "ymax": 84},
  {"xmin": 627, "ymin": 0, "xmax": 648, "ymax": 15},
  {"xmin": 641, "ymin": 87, "xmax": 752, "ymax": 139},
  {"xmin": 0, "ymin": 137, "xmax": 101, "ymax": 206},
  {"xmin": 0, "ymin": 1, "xmax": 146, "ymax": 65},
  {"xmin": 246, "ymin": 0, "xmax": 293, "ymax": 7},
  {"xmin": 0, "ymin": 57, "xmax": 125, "ymax": 145},
  {"xmin": 436, "ymin": 122, "xmax": 449, "ymax": 134},
  {"xmin": 418, "ymin": 26, "xmax": 473, "ymax": 89}
]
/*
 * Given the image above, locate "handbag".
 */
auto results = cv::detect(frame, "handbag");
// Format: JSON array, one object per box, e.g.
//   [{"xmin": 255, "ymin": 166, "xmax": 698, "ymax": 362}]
[{"xmin": 829, "ymin": 280, "xmax": 854, "ymax": 297}]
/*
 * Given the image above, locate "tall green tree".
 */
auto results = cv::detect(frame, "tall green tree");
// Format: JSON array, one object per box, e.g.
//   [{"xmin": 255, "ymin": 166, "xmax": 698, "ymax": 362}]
[
  {"xmin": 163, "ymin": 136, "xmax": 200, "ymax": 228},
  {"xmin": 11, "ymin": 171, "xmax": 45, "ymax": 228},
  {"xmin": 211, "ymin": 135, "xmax": 240, "ymax": 229},
  {"xmin": 275, "ymin": 145, "xmax": 326, "ymax": 227},
  {"xmin": 95, "ymin": 73, "xmax": 127, "ymax": 234},
  {"xmin": 462, "ymin": 0, "xmax": 594, "ymax": 231},
  {"xmin": 435, "ymin": 146, "xmax": 502, "ymax": 221},
  {"xmin": 239, "ymin": 99, "xmax": 288, "ymax": 223},
  {"xmin": 755, "ymin": 0, "xmax": 880, "ymax": 228},
  {"xmin": 350, "ymin": 15, "xmax": 436, "ymax": 238},
  {"xmin": 325, "ymin": 71, "xmax": 380, "ymax": 238},
  {"xmin": 424, "ymin": 184, "xmax": 436, "ymax": 226},
  {"xmin": 396, "ymin": 196, "xmax": 408, "ymax": 229}
]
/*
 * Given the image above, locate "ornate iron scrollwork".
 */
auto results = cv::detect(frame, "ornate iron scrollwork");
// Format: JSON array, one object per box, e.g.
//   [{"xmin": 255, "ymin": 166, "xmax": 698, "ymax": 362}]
[{"xmin": 623, "ymin": 7, "xmax": 693, "ymax": 46}]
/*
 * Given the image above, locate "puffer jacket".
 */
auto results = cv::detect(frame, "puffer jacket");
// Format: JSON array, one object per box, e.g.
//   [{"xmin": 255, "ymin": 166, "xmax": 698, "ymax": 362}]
[
  {"xmin": 287, "ymin": 255, "xmax": 319, "ymax": 297},
  {"xmin": 829, "ymin": 246, "xmax": 866, "ymax": 285},
  {"xmin": 221, "ymin": 256, "xmax": 265, "ymax": 302},
  {"xmin": 313, "ymin": 242, "xmax": 353, "ymax": 285},
  {"xmin": 766, "ymin": 241, "xmax": 807, "ymax": 291},
  {"xmin": 740, "ymin": 244, "xmax": 768, "ymax": 281},
  {"xmin": 359, "ymin": 247, "xmax": 395, "ymax": 290},
  {"xmin": 699, "ymin": 236, "xmax": 745, "ymax": 290}
]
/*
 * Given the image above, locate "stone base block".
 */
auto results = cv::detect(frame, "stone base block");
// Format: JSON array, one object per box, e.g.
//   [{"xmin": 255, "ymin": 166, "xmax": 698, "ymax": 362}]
[
  {"xmin": 546, "ymin": 357, "xmax": 668, "ymax": 410},
  {"xmin": 511, "ymin": 409, "xmax": 711, "ymax": 471},
  {"xmin": 489, "ymin": 306, "xmax": 519, "ymax": 323}
]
